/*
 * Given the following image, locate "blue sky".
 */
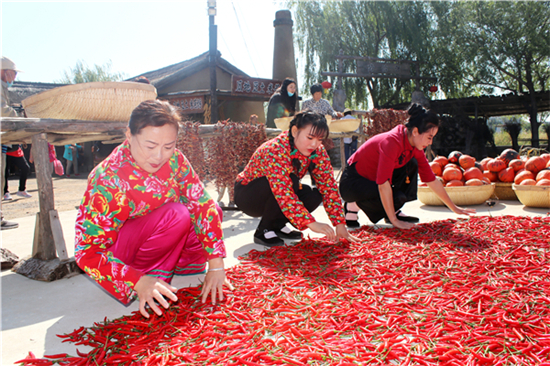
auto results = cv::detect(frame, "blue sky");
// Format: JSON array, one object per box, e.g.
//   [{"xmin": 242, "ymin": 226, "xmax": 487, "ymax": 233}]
[{"xmin": 2, "ymin": 1, "xmax": 289, "ymax": 83}]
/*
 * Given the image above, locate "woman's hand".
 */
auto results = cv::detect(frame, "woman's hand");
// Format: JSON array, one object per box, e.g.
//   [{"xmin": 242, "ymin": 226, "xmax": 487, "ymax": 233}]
[
  {"xmin": 134, "ymin": 275, "xmax": 178, "ymax": 318},
  {"xmin": 307, "ymin": 221, "xmax": 336, "ymax": 241},
  {"xmin": 335, "ymin": 224, "xmax": 360, "ymax": 242},
  {"xmin": 427, "ymin": 179, "xmax": 477, "ymax": 216},
  {"xmin": 200, "ymin": 258, "xmax": 234, "ymax": 305},
  {"xmin": 451, "ymin": 206, "xmax": 476, "ymax": 216}
]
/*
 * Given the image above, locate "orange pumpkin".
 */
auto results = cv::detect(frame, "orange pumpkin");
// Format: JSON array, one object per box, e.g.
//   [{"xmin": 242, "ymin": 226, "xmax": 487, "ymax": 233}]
[
  {"xmin": 481, "ymin": 177, "xmax": 491, "ymax": 185},
  {"xmin": 464, "ymin": 167, "xmax": 483, "ymax": 181},
  {"xmin": 498, "ymin": 167, "xmax": 515, "ymax": 182},
  {"xmin": 465, "ymin": 178, "xmax": 483, "ymax": 186},
  {"xmin": 540, "ymin": 153, "xmax": 550, "ymax": 163},
  {"xmin": 508, "ymin": 159, "xmax": 525, "ymax": 172},
  {"xmin": 480, "ymin": 157, "xmax": 492, "ymax": 171},
  {"xmin": 429, "ymin": 161, "xmax": 442, "ymax": 176},
  {"xmin": 536, "ymin": 179, "xmax": 550, "ymax": 186},
  {"xmin": 536, "ymin": 169, "xmax": 550, "ymax": 182},
  {"xmin": 514, "ymin": 170, "xmax": 535, "ymax": 185},
  {"xmin": 487, "ymin": 158, "xmax": 507, "ymax": 173},
  {"xmin": 446, "ymin": 180, "xmax": 464, "ymax": 187},
  {"xmin": 525, "ymin": 156, "xmax": 546, "ymax": 175},
  {"xmin": 459, "ymin": 155, "xmax": 476, "ymax": 169},
  {"xmin": 483, "ymin": 170, "xmax": 498, "ymax": 182},
  {"xmin": 442, "ymin": 167, "xmax": 463, "ymax": 182},
  {"xmin": 433, "ymin": 156, "xmax": 449, "ymax": 168},
  {"xmin": 499, "ymin": 148, "xmax": 520, "ymax": 164},
  {"xmin": 519, "ymin": 179, "xmax": 537, "ymax": 186},
  {"xmin": 448, "ymin": 151, "xmax": 462, "ymax": 164}
]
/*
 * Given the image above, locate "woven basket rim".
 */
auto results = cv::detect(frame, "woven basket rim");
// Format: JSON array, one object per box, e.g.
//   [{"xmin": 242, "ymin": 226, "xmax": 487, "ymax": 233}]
[
  {"xmin": 274, "ymin": 115, "xmax": 332, "ymax": 130},
  {"xmin": 512, "ymin": 183, "xmax": 550, "ymax": 191},
  {"xmin": 329, "ymin": 118, "xmax": 361, "ymax": 132},
  {"xmin": 21, "ymin": 81, "xmax": 157, "ymax": 108},
  {"xmin": 418, "ymin": 183, "xmax": 495, "ymax": 192}
]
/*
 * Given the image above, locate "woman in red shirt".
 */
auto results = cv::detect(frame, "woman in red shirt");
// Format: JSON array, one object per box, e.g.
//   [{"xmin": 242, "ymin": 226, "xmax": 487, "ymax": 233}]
[
  {"xmin": 235, "ymin": 112, "xmax": 357, "ymax": 246},
  {"xmin": 339, "ymin": 104, "xmax": 475, "ymax": 230}
]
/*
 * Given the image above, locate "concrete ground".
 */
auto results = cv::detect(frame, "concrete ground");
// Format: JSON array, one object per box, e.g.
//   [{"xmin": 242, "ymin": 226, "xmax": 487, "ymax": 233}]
[{"xmin": 2, "ymin": 176, "xmax": 549, "ymax": 365}]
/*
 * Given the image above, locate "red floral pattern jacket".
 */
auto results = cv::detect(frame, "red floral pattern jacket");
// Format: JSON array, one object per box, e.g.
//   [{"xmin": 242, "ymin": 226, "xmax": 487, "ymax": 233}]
[
  {"xmin": 237, "ymin": 131, "xmax": 345, "ymax": 230},
  {"xmin": 75, "ymin": 141, "xmax": 226, "ymax": 304}
]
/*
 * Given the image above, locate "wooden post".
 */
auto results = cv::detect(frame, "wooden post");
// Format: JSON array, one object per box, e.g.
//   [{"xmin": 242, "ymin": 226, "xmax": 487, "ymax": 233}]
[
  {"xmin": 209, "ymin": 15, "xmax": 218, "ymax": 124},
  {"xmin": 31, "ymin": 133, "xmax": 57, "ymax": 260}
]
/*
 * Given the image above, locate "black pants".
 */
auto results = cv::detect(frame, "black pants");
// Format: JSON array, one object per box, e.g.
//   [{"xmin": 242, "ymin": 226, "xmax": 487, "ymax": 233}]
[
  {"xmin": 5, "ymin": 155, "xmax": 30, "ymax": 194},
  {"xmin": 339, "ymin": 159, "xmax": 418, "ymax": 224},
  {"xmin": 234, "ymin": 174, "xmax": 323, "ymax": 232}
]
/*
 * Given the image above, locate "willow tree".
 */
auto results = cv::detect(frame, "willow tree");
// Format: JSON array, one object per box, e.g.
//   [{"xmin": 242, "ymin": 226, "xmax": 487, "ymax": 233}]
[
  {"xmin": 433, "ymin": 1, "xmax": 550, "ymax": 147},
  {"xmin": 291, "ymin": 1, "xmax": 437, "ymax": 108},
  {"xmin": 292, "ymin": 1, "xmax": 550, "ymax": 146}
]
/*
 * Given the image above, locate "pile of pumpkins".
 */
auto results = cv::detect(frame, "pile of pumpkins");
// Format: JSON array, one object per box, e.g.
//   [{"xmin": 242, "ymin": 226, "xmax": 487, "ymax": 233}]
[{"xmin": 428, "ymin": 149, "xmax": 550, "ymax": 187}]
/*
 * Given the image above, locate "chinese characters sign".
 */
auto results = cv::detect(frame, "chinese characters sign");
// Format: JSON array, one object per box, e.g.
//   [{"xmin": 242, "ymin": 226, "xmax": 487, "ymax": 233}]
[
  {"xmin": 169, "ymin": 96, "xmax": 204, "ymax": 114},
  {"xmin": 232, "ymin": 76, "xmax": 282, "ymax": 97}
]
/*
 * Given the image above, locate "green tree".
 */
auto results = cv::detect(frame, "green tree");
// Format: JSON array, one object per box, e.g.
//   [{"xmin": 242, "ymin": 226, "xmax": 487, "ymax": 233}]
[
  {"xmin": 58, "ymin": 60, "xmax": 126, "ymax": 84},
  {"xmin": 292, "ymin": 1, "xmax": 437, "ymax": 108},
  {"xmin": 433, "ymin": 1, "xmax": 550, "ymax": 147},
  {"xmin": 291, "ymin": 1, "xmax": 550, "ymax": 146}
]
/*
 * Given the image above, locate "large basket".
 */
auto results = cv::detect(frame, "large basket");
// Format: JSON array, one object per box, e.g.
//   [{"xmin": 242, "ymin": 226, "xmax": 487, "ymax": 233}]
[
  {"xmin": 274, "ymin": 115, "xmax": 332, "ymax": 131},
  {"xmin": 492, "ymin": 182, "xmax": 518, "ymax": 200},
  {"xmin": 512, "ymin": 184, "xmax": 550, "ymax": 208},
  {"xmin": 22, "ymin": 82, "xmax": 157, "ymax": 121},
  {"xmin": 418, "ymin": 184, "xmax": 495, "ymax": 206},
  {"xmin": 329, "ymin": 118, "xmax": 361, "ymax": 132}
]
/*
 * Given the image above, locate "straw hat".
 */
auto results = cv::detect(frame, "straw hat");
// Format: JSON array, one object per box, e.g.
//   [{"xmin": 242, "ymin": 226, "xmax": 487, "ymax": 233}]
[{"xmin": 1, "ymin": 57, "xmax": 21, "ymax": 72}]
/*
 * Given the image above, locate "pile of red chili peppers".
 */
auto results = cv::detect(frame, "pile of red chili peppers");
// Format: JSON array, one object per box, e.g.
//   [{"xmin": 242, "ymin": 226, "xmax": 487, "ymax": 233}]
[{"xmin": 17, "ymin": 215, "xmax": 550, "ymax": 365}]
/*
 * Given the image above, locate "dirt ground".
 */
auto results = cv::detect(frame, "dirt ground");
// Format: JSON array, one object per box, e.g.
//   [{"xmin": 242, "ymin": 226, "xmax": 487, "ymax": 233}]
[{"xmin": 2, "ymin": 172, "xmax": 90, "ymax": 220}]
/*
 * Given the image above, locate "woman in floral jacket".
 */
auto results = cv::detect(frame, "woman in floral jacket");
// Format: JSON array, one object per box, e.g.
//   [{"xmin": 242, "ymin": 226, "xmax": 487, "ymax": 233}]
[
  {"xmin": 235, "ymin": 111, "xmax": 357, "ymax": 246},
  {"xmin": 75, "ymin": 100, "xmax": 232, "ymax": 318}
]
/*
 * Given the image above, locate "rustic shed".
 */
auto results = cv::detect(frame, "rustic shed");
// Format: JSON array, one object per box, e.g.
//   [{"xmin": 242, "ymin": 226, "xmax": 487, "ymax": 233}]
[{"xmin": 130, "ymin": 51, "xmax": 269, "ymax": 123}]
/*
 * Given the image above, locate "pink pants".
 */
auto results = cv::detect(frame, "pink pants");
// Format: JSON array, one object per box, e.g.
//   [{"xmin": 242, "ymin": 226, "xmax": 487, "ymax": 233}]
[{"xmin": 111, "ymin": 202, "xmax": 223, "ymax": 282}]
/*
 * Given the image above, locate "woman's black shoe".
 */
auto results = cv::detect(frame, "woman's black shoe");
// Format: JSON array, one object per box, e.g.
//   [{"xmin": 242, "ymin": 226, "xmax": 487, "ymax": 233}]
[
  {"xmin": 254, "ymin": 229, "xmax": 285, "ymax": 246},
  {"xmin": 346, "ymin": 220, "xmax": 361, "ymax": 228},
  {"xmin": 344, "ymin": 204, "xmax": 360, "ymax": 228},
  {"xmin": 385, "ymin": 210, "xmax": 419, "ymax": 223},
  {"xmin": 275, "ymin": 227, "xmax": 303, "ymax": 240}
]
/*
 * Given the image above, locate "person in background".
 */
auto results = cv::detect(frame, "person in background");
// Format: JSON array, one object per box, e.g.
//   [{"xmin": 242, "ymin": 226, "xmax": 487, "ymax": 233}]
[
  {"xmin": 63, "ymin": 143, "xmax": 81, "ymax": 177},
  {"xmin": 4, "ymin": 144, "xmax": 32, "ymax": 199},
  {"xmin": 340, "ymin": 109, "xmax": 362, "ymax": 228},
  {"xmin": 249, "ymin": 114, "xmax": 259, "ymax": 124},
  {"xmin": 301, "ymin": 83, "xmax": 342, "ymax": 119},
  {"xmin": 234, "ymin": 111, "xmax": 358, "ymax": 246},
  {"xmin": 75, "ymin": 100, "xmax": 232, "ymax": 318},
  {"xmin": 1, "ymin": 57, "xmax": 23, "ymax": 229},
  {"xmin": 342, "ymin": 109, "xmax": 359, "ymax": 163},
  {"xmin": 266, "ymin": 78, "xmax": 297, "ymax": 128},
  {"xmin": 339, "ymin": 104, "xmax": 475, "ymax": 230}
]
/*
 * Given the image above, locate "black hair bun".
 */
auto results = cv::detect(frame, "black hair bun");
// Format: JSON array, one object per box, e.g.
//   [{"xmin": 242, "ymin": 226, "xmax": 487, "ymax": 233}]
[{"xmin": 408, "ymin": 104, "xmax": 426, "ymax": 118}]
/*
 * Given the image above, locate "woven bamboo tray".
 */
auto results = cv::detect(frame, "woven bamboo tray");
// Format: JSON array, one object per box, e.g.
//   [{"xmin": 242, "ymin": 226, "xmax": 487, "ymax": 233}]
[
  {"xmin": 329, "ymin": 118, "xmax": 361, "ymax": 132},
  {"xmin": 512, "ymin": 184, "xmax": 550, "ymax": 208},
  {"xmin": 22, "ymin": 81, "xmax": 157, "ymax": 121},
  {"xmin": 274, "ymin": 115, "xmax": 332, "ymax": 131},
  {"xmin": 491, "ymin": 182, "xmax": 518, "ymax": 200},
  {"xmin": 418, "ymin": 184, "xmax": 495, "ymax": 206}
]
